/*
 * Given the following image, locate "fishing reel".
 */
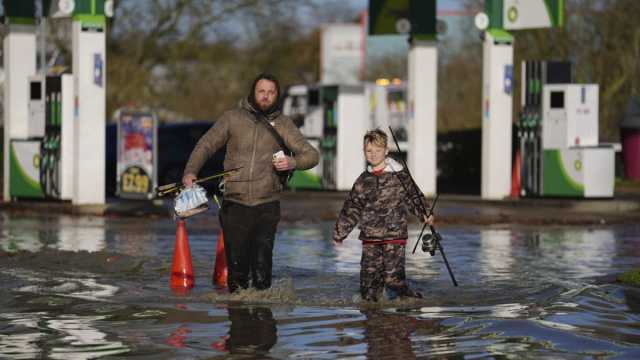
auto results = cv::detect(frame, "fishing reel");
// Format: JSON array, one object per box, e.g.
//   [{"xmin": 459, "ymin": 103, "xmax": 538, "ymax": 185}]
[{"xmin": 421, "ymin": 231, "xmax": 441, "ymax": 256}]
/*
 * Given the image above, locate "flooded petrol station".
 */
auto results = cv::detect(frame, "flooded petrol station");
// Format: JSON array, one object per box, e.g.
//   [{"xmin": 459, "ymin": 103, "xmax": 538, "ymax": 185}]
[
  {"xmin": 2, "ymin": 0, "xmax": 640, "ymax": 358},
  {"xmin": 1, "ymin": 204, "xmax": 639, "ymax": 359}
]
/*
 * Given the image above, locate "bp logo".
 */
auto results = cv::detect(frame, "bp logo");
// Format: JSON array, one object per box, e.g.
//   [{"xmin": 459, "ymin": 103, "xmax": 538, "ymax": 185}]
[
  {"xmin": 32, "ymin": 154, "xmax": 40, "ymax": 168},
  {"xmin": 574, "ymin": 160, "xmax": 582, "ymax": 171},
  {"xmin": 507, "ymin": 6, "xmax": 518, "ymax": 23}
]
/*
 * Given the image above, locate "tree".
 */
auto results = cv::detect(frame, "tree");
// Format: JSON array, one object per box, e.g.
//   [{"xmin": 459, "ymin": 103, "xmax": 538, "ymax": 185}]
[{"xmin": 104, "ymin": 0, "xmax": 356, "ymax": 122}]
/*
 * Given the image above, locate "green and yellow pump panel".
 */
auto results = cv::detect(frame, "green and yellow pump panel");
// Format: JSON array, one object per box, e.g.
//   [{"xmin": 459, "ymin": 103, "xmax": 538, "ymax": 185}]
[{"xmin": 9, "ymin": 141, "xmax": 44, "ymax": 198}]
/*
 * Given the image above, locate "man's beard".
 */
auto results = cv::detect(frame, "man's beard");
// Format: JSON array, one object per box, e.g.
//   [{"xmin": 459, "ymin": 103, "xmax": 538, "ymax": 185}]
[
  {"xmin": 248, "ymin": 94, "xmax": 279, "ymax": 115},
  {"xmin": 256, "ymin": 100, "xmax": 278, "ymax": 114},
  {"xmin": 257, "ymin": 101, "xmax": 274, "ymax": 111}
]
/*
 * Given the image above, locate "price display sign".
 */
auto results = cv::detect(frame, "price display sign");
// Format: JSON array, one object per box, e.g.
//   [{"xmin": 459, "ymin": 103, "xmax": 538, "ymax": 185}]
[{"xmin": 116, "ymin": 110, "xmax": 157, "ymax": 199}]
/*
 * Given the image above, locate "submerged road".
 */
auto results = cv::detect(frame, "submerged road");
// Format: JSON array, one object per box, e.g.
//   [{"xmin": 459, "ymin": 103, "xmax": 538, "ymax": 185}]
[{"xmin": 0, "ymin": 196, "xmax": 639, "ymax": 358}]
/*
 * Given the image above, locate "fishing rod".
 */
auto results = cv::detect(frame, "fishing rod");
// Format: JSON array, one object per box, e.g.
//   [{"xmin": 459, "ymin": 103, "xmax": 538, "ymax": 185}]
[
  {"xmin": 155, "ymin": 167, "xmax": 242, "ymax": 197},
  {"xmin": 388, "ymin": 127, "xmax": 458, "ymax": 287}
]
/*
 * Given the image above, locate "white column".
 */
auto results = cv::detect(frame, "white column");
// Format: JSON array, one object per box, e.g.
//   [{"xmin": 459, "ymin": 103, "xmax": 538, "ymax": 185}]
[
  {"xmin": 59, "ymin": 74, "xmax": 75, "ymax": 200},
  {"xmin": 72, "ymin": 22, "xmax": 106, "ymax": 205},
  {"xmin": 336, "ymin": 85, "xmax": 366, "ymax": 190},
  {"xmin": 3, "ymin": 27, "xmax": 37, "ymax": 200},
  {"xmin": 481, "ymin": 32, "xmax": 513, "ymax": 199},
  {"xmin": 407, "ymin": 41, "xmax": 437, "ymax": 197}
]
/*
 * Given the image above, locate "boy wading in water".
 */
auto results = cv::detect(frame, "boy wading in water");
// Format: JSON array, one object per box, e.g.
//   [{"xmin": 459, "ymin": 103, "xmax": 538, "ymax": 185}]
[{"xmin": 333, "ymin": 129, "xmax": 434, "ymax": 302}]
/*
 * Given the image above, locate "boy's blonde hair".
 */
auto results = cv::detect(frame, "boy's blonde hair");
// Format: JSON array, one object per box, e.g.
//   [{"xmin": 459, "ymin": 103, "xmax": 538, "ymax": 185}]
[{"xmin": 363, "ymin": 129, "xmax": 388, "ymax": 148}]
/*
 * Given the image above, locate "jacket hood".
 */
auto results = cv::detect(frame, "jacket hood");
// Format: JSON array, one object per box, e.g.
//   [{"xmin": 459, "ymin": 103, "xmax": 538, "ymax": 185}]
[
  {"xmin": 367, "ymin": 157, "xmax": 404, "ymax": 173},
  {"xmin": 239, "ymin": 97, "xmax": 281, "ymax": 121}
]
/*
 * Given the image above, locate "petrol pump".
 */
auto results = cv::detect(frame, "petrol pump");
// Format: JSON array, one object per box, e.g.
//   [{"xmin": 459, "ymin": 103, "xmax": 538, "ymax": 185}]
[
  {"xmin": 3, "ymin": 0, "xmax": 113, "ymax": 204},
  {"xmin": 518, "ymin": 61, "xmax": 571, "ymax": 196},
  {"xmin": 2, "ymin": 1, "xmax": 37, "ymax": 201},
  {"xmin": 283, "ymin": 84, "xmax": 367, "ymax": 191},
  {"xmin": 476, "ymin": 0, "xmax": 565, "ymax": 199},
  {"xmin": 518, "ymin": 60, "xmax": 615, "ymax": 198},
  {"xmin": 540, "ymin": 84, "xmax": 615, "ymax": 197},
  {"xmin": 284, "ymin": 80, "xmax": 412, "ymax": 191},
  {"xmin": 10, "ymin": 74, "xmax": 74, "ymax": 199}
]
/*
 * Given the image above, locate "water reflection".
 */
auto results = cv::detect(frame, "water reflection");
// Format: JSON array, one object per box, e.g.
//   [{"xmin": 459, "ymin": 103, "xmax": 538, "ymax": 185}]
[
  {"xmin": 0, "ymin": 221, "xmax": 45, "ymax": 252},
  {"xmin": 0, "ymin": 216, "xmax": 106, "ymax": 253},
  {"xmin": 0, "ymin": 312, "xmax": 129, "ymax": 359},
  {"xmin": 333, "ymin": 232, "xmax": 363, "ymax": 274},
  {"xmin": 110, "ymin": 232, "xmax": 157, "ymax": 257},
  {"xmin": 166, "ymin": 325, "xmax": 191, "ymax": 349},
  {"xmin": 536, "ymin": 229, "xmax": 616, "ymax": 279},
  {"xmin": 358, "ymin": 309, "xmax": 445, "ymax": 359},
  {"xmin": 418, "ymin": 303, "xmax": 529, "ymax": 319},
  {"xmin": 13, "ymin": 271, "xmax": 119, "ymax": 302},
  {"xmin": 475, "ymin": 227, "xmax": 618, "ymax": 285},
  {"xmin": 361, "ymin": 310, "xmax": 416, "ymax": 359},
  {"xmin": 479, "ymin": 229, "xmax": 514, "ymax": 281},
  {"xmin": 624, "ymin": 288, "xmax": 640, "ymax": 314},
  {"xmin": 223, "ymin": 306, "xmax": 277, "ymax": 356},
  {"xmin": 47, "ymin": 315, "xmax": 129, "ymax": 359},
  {"xmin": 57, "ymin": 217, "xmax": 106, "ymax": 252},
  {"xmin": 276, "ymin": 226, "xmax": 345, "ymax": 273},
  {"xmin": 0, "ymin": 312, "xmax": 45, "ymax": 360}
]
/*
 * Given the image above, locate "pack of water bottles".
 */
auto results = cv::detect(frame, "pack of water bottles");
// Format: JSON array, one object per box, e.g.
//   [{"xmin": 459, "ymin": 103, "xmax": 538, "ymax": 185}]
[{"xmin": 174, "ymin": 184, "xmax": 209, "ymax": 218}]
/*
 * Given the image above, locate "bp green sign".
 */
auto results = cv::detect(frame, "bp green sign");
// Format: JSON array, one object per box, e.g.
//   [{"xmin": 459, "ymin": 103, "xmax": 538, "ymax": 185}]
[{"xmin": 485, "ymin": 0, "xmax": 564, "ymax": 30}]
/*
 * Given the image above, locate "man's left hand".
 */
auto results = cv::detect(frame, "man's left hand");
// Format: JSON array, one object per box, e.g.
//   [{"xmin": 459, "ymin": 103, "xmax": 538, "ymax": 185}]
[
  {"xmin": 273, "ymin": 155, "xmax": 296, "ymax": 171},
  {"xmin": 423, "ymin": 214, "xmax": 435, "ymax": 225}
]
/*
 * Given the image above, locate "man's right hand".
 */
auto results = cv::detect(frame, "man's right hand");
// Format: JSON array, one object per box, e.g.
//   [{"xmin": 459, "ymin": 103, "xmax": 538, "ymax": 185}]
[{"xmin": 182, "ymin": 173, "xmax": 197, "ymax": 187}]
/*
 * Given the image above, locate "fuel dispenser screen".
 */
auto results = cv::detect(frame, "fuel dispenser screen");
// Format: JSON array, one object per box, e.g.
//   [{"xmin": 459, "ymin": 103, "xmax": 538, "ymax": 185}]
[{"xmin": 30, "ymin": 81, "xmax": 42, "ymax": 100}]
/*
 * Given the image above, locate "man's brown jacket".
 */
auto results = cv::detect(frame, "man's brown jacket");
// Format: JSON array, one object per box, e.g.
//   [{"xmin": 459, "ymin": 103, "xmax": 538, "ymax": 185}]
[{"xmin": 184, "ymin": 98, "xmax": 319, "ymax": 206}]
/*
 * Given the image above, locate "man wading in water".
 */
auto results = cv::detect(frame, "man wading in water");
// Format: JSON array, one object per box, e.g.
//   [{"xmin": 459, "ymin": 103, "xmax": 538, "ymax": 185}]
[{"xmin": 183, "ymin": 73, "xmax": 319, "ymax": 293}]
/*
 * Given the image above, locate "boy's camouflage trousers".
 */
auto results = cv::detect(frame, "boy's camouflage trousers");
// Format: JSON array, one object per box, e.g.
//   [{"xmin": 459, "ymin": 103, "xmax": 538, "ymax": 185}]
[{"xmin": 360, "ymin": 243, "xmax": 421, "ymax": 301}]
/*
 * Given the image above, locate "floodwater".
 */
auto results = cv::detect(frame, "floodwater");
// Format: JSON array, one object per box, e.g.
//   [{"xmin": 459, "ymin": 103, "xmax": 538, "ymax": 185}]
[{"xmin": 1, "ymin": 210, "xmax": 640, "ymax": 359}]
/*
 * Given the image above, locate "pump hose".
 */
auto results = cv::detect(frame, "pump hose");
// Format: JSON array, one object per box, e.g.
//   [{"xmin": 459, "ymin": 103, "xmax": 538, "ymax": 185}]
[{"xmin": 39, "ymin": 135, "xmax": 61, "ymax": 199}]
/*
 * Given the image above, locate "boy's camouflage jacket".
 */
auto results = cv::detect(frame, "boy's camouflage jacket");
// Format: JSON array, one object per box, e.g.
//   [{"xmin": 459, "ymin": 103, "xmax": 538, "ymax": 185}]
[{"xmin": 333, "ymin": 157, "xmax": 429, "ymax": 243}]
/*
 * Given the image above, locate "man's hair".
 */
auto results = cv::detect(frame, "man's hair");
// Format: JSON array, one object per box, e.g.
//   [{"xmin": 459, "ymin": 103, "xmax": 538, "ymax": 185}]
[
  {"xmin": 363, "ymin": 129, "xmax": 388, "ymax": 148},
  {"xmin": 248, "ymin": 73, "xmax": 281, "ymax": 114}
]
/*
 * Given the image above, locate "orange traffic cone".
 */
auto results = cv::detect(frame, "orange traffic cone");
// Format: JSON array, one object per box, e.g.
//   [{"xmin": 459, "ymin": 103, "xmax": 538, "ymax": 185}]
[
  {"xmin": 171, "ymin": 219, "xmax": 194, "ymax": 291},
  {"xmin": 510, "ymin": 149, "xmax": 522, "ymax": 198},
  {"xmin": 166, "ymin": 326, "xmax": 191, "ymax": 349},
  {"xmin": 212, "ymin": 230, "xmax": 228, "ymax": 287}
]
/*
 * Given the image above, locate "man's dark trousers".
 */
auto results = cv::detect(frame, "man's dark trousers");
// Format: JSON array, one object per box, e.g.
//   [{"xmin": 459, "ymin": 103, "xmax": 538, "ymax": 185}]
[{"xmin": 219, "ymin": 200, "xmax": 280, "ymax": 292}]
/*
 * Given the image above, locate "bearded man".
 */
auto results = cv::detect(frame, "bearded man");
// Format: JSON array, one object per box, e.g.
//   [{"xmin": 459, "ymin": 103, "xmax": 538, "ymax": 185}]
[{"xmin": 183, "ymin": 73, "xmax": 319, "ymax": 292}]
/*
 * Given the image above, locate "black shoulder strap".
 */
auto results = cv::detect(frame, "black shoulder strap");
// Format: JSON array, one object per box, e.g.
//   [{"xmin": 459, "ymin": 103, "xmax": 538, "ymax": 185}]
[
  {"xmin": 254, "ymin": 112, "xmax": 294, "ymax": 187},
  {"xmin": 255, "ymin": 113, "xmax": 292, "ymax": 156}
]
